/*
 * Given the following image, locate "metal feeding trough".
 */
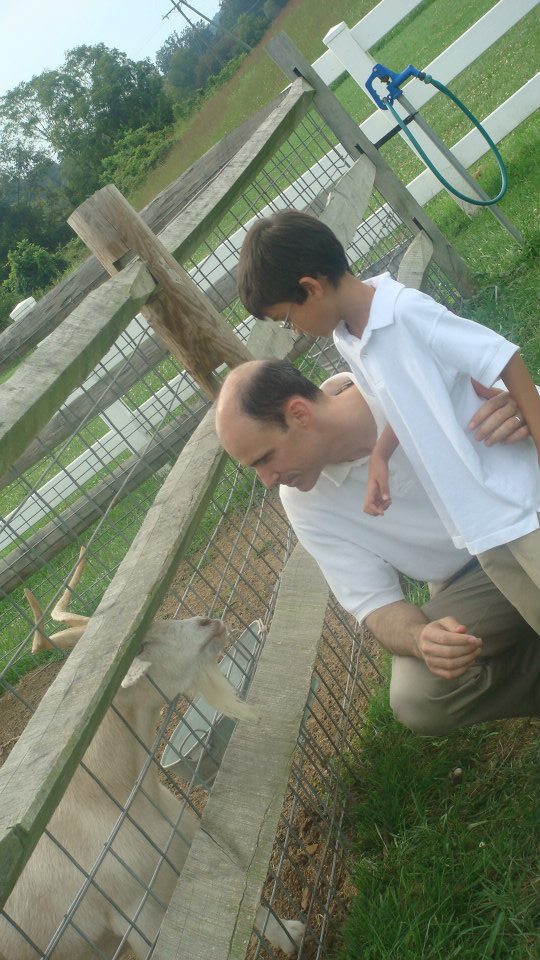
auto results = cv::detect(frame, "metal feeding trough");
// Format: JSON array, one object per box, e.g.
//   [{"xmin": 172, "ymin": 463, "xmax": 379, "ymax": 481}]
[{"xmin": 161, "ymin": 621, "xmax": 264, "ymax": 786}]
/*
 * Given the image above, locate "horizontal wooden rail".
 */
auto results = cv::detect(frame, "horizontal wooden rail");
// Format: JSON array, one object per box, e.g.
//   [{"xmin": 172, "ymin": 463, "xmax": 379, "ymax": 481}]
[
  {"xmin": 0, "ymin": 89, "xmax": 291, "ymax": 374},
  {"xmin": 0, "ymin": 334, "xmax": 169, "ymax": 491},
  {"xmin": 0, "ymin": 263, "xmax": 240, "ymax": 491},
  {"xmin": 0, "ymin": 321, "xmax": 299, "ymax": 904},
  {"xmin": 0, "ymin": 82, "xmax": 312, "ymax": 376},
  {"xmin": 157, "ymin": 78, "xmax": 314, "ymax": 263},
  {"xmin": 0, "ymin": 263, "xmax": 156, "ymax": 479},
  {"xmin": 0, "ymin": 396, "xmax": 209, "ymax": 595}
]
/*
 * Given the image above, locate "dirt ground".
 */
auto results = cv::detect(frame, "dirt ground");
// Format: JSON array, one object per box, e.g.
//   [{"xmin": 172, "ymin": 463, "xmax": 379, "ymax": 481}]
[{"xmin": 0, "ymin": 500, "xmax": 380, "ymax": 958}]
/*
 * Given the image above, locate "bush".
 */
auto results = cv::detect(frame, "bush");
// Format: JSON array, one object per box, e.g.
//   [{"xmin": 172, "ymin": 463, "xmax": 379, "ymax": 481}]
[
  {"xmin": 2, "ymin": 239, "xmax": 64, "ymax": 300},
  {"xmin": 100, "ymin": 125, "xmax": 174, "ymax": 197}
]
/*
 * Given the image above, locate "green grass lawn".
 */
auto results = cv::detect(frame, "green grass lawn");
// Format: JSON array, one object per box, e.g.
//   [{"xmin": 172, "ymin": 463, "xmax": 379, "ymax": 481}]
[{"xmin": 333, "ymin": 683, "xmax": 540, "ymax": 959}]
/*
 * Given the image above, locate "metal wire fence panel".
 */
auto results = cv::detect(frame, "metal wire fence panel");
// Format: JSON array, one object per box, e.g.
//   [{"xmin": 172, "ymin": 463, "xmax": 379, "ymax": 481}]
[{"xmin": 0, "ymin": 93, "xmax": 463, "ymax": 958}]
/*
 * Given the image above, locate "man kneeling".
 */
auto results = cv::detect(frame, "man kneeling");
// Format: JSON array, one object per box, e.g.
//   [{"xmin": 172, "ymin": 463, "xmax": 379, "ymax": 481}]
[{"xmin": 216, "ymin": 360, "xmax": 539, "ymax": 735}]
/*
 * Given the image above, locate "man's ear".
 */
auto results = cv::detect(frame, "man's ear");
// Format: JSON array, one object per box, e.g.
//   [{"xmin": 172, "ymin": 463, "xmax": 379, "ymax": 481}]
[
  {"xmin": 298, "ymin": 276, "xmax": 326, "ymax": 299},
  {"xmin": 284, "ymin": 395, "xmax": 311, "ymax": 427}
]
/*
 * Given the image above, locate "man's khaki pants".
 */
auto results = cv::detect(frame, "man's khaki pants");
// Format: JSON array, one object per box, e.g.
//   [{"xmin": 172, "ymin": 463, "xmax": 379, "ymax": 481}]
[
  {"xmin": 478, "ymin": 523, "xmax": 540, "ymax": 634},
  {"xmin": 390, "ymin": 562, "xmax": 539, "ymax": 736}
]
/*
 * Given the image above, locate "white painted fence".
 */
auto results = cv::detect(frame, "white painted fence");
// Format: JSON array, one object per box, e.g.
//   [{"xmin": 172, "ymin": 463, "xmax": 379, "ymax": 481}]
[
  {"xmin": 6, "ymin": 0, "xmax": 538, "ymax": 550},
  {"xmin": 321, "ymin": 0, "xmax": 540, "ymax": 209}
]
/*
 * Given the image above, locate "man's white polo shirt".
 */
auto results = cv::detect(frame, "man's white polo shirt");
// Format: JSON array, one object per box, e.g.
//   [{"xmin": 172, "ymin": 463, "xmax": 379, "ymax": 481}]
[
  {"xmin": 280, "ymin": 442, "xmax": 470, "ymax": 625},
  {"xmin": 333, "ymin": 274, "xmax": 540, "ymax": 554}
]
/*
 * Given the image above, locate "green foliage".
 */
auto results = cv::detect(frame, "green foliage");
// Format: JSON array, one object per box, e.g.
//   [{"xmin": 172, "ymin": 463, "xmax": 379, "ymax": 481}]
[
  {"xmin": 100, "ymin": 125, "xmax": 174, "ymax": 196},
  {"xmin": 219, "ymin": 0, "xmax": 267, "ymax": 30},
  {"xmin": 171, "ymin": 53, "xmax": 248, "ymax": 122},
  {"xmin": 158, "ymin": 0, "xmax": 277, "ymax": 99},
  {"xmin": 0, "ymin": 197, "xmax": 67, "ymax": 279},
  {"xmin": 165, "ymin": 41, "xmax": 202, "ymax": 96},
  {"xmin": 263, "ymin": 0, "xmax": 288, "ymax": 17},
  {"xmin": 2, "ymin": 239, "xmax": 64, "ymax": 299},
  {"xmin": 155, "ymin": 30, "xmax": 184, "ymax": 75}
]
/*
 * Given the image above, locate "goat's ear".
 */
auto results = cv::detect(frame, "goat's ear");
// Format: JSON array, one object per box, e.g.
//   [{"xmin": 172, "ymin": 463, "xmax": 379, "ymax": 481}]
[{"xmin": 121, "ymin": 658, "xmax": 151, "ymax": 689}]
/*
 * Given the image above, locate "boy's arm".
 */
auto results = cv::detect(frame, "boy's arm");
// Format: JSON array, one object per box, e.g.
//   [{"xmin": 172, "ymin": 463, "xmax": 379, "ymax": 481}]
[
  {"xmin": 499, "ymin": 353, "xmax": 540, "ymax": 459},
  {"xmin": 374, "ymin": 422, "xmax": 400, "ymax": 461},
  {"xmin": 363, "ymin": 424, "xmax": 399, "ymax": 516}
]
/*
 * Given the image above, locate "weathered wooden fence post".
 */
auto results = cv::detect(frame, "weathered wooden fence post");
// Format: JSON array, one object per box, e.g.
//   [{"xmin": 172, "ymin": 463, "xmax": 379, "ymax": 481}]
[{"xmin": 68, "ymin": 185, "xmax": 251, "ymax": 397}]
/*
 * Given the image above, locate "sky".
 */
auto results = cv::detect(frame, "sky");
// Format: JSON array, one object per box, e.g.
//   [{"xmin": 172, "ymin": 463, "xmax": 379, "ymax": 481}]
[{"xmin": 0, "ymin": 0, "xmax": 222, "ymax": 97}]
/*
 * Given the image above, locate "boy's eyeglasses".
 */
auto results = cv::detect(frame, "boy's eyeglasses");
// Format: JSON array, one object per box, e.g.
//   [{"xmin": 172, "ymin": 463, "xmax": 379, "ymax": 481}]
[
  {"xmin": 281, "ymin": 304, "xmax": 293, "ymax": 329},
  {"xmin": 263, "ymin": 303, "xmax": 293, "ymax": 329}
]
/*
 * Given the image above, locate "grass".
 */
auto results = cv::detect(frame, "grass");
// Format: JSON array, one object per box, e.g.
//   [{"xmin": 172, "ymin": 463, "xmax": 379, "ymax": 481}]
[{"xmin": 332, "ymin": 682, "xmax": 540, "ymax": 960}]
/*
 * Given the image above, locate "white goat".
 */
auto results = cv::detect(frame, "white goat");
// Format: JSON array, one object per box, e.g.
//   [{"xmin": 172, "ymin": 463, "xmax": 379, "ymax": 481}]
[{"xmin": 1, "ymin": 553, "xmax": 304, "ymax": 959}]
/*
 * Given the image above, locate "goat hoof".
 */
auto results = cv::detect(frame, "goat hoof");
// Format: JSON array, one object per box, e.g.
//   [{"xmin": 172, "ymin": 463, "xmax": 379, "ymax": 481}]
[{"xmin": 275, "ymin": 920, "xmax": 306, "ymax": 956}]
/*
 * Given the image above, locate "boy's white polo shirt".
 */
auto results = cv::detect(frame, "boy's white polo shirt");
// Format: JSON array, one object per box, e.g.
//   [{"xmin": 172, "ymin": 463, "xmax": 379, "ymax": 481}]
[{"xmin": 333, "ymin": 274, "xmax": 540, "ymax": 554}]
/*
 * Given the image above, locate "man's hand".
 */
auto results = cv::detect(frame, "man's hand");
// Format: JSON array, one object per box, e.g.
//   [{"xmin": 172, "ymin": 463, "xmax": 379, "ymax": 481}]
[
  {"xmin": 469, "ymin": 380, "xmax": 529, "ymax": 446},
  {"xmin": 414, "ymin": 616, "xmax": 482, "ymax": 679}
]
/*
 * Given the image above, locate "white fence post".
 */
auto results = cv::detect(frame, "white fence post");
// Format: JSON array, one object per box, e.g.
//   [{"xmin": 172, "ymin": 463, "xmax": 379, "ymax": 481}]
[{"xmin": 312, "ymin": 0, "xmax": 424, "ymax": 84}]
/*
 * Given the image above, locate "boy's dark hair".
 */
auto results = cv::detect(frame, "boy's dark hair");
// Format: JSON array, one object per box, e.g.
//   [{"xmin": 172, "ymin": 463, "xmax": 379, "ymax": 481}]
[
  {"xmin": 237, "ymin": 359, "xmax": 321, "ymax": 429},
  {"xmin": 237, "ymin": 209, "xmax": 350, "ymax": 318}
]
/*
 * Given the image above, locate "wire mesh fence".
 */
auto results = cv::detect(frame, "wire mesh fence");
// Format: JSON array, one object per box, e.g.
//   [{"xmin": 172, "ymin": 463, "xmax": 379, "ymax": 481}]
[{"xmin": 0, "ymin": 95, "xmax": 463, "ymax": 958}]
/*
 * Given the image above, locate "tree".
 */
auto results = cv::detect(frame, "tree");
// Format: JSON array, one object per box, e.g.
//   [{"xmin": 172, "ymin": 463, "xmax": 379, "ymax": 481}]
[
  {"xmin": 166, "ymin": 44, "xmax": 202, "ymax": 96},
  {"xmin": 219, "ymin": 0, "xmax": 267, "ymax": 31},
  {"xmin": 0, "ymin": 45, "xmax": 174, "ymax": 205},
  {"xmin": 156, "ymin": 31, "xmax": 184, "ymax": 75},
  {"xmin": 263, "ymin": 0, "xmax": 288, "ymax": 18}
]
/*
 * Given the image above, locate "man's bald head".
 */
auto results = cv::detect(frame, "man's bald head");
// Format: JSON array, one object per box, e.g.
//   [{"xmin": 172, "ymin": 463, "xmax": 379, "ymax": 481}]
[
  {"xmin": 216, "ymin": 360, "xmax": 374, "ymax": 488},
  {"xmin": 216, "ymin": 359, "xmax": 321, "ymax": 433},
  {"xmin": 216, "ymin": 360, "xmax": 332, "ymax": 490}
]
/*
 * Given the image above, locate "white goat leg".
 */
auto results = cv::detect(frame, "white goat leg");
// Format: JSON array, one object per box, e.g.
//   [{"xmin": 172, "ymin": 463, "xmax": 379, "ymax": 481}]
[
  {"xmin": 51, "ymin": 546, "xmax": 90, "ymax": 626},
  {"xmin": 24, "ymin": 588, "xmax": 88, "ymax": 652},
  {"xmin": 3, "ymin": 603, "xmax": 301, "ymax": 959}
]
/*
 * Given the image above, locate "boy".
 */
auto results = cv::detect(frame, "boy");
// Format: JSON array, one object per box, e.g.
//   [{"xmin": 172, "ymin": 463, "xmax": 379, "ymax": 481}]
[{"xmin": 236, "ymin": 209, "xmax": 540, "ymax": 632}]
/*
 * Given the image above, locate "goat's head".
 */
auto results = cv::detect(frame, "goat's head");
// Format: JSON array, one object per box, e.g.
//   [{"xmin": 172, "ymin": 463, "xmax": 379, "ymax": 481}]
[{"xmin": 121, "ymin": 617, "xmax": 256, "ymax": 721}]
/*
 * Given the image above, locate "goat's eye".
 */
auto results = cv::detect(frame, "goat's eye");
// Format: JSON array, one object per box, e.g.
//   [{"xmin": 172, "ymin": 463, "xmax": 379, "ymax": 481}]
[{"xmin": 198, "ymin": 618, "xmax": 213, "ymax": 627}]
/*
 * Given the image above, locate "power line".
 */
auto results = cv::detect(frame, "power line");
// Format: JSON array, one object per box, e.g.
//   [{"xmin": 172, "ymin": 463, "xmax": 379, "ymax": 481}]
[{"xmin": 162, "ymin": 0, "xmax": 256, "ymax": 55}]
